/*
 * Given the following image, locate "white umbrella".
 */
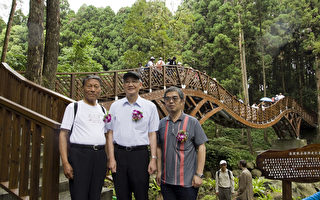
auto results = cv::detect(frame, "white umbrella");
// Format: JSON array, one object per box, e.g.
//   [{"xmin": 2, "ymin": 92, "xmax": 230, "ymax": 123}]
[{"xmin": 260, "ymin": 97, "xmax": 273, "ymax": 102}]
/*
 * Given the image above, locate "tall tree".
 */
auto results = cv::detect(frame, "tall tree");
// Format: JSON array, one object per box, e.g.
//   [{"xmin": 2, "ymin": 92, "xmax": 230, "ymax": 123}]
[
  {"xmin": 1, "ymin": 0, "xmax": 17, "ymax": 62},
  {"xmin": 25, "ymin": 0, "xmax": 44, "ymax": 84},
  {"xmin": 43, "ymin": 0, "xmax": 60, "ymax": 89}
]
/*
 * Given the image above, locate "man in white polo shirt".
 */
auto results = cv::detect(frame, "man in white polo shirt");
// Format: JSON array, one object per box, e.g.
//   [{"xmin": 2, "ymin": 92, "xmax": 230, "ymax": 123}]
[
  {"xmin": 215, "ymin": 160, "xmax": 235, "ymax": 200},
  {"xmin": 59, "ymin": 75, "xmax": 108, "ymax": 200},
  {"xmin": 106, "ymin": 71, "xmax": 159, "ymax": 200}
]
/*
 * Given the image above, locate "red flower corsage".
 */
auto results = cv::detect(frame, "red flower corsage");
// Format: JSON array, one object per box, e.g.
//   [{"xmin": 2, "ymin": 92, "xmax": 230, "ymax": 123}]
[
  {"xmin": 176, "ymin": 130, "xmax": 188, "ymax": 143},
  {"xmin": 132, "ymin": 110, "xmax": 143, "ymax": 121},
  {"xmin": 103, "ymin": 112, "xmax": 111, "ymax": 123}
]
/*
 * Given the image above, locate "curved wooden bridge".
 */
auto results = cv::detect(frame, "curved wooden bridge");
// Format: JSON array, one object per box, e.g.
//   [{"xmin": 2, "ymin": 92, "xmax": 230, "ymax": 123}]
[
  {"xmin": 53, "ymin": 65, "xmax": 317, "ymax": 140},
  {"xmin": 0, "ymin": 62, "xmax": 317, "ymax": 199}
]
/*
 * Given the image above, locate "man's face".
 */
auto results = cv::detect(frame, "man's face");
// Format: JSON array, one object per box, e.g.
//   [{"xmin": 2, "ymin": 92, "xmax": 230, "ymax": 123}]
[
  {"xmin": 83, "ymin": 78, "xmax": 101, "ymax": 102},
  {"xmin": 164, "ymin": 91, "xmax": 184, "ymax": 113},
  {"xmin": 124, "ymin": 76, "xmax": 142, "ymax": 96},
  {"xmin": 221, "ymin": 164, "xmax": 227, "ymax": 171}
]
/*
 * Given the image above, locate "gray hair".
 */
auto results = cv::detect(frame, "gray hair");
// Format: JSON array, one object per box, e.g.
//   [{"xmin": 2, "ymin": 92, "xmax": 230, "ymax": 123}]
[
  {"xmin": 164, "ymin": 86, "xmax": 184, "ymax": 100},
  {"xmin": 82, "ymin": 75, "xmax": 102, "ymax": 86}
]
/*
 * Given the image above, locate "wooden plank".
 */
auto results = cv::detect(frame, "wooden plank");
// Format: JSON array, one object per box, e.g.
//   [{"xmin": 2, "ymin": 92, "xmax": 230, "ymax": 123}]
[
  {"xmin": 19, "ymin": 119, "xmax": 31, "ymax": 197},
  {"xmin": 41, "ymin": 127, "xmax": 60, "ymax": 200},
  {"xmin": 9, "ymin": 114, "xmax": 20, "ymax": 189},
  {"xmin": 0, "ymin": 109, "xmax": 12, "ymax": 182},
  {"xmin": 29, "ymin": 122, "xmax": 41, "ymax": 200}
]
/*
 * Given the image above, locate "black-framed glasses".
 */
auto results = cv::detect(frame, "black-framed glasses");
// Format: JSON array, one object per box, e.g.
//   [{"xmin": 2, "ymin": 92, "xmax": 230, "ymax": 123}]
[{"xmin": 164, "ymin": 96, "xmax": 180, "ymax": 102}]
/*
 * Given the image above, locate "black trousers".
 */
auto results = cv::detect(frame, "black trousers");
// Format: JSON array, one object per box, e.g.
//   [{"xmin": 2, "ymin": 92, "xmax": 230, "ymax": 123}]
[
  {"xmin": 68, "ymin": 146, "xmax": 107, "ymax": 200},
  {"xmin": 112, "ymin": 146, "xmax": 149, "ymax": 200}
]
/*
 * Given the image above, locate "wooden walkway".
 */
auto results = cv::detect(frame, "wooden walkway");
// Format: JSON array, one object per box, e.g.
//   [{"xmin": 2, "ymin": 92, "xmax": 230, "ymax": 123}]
[{"xmin": 0, "ymin": 62, "xmax": 317, "ymax": 199}]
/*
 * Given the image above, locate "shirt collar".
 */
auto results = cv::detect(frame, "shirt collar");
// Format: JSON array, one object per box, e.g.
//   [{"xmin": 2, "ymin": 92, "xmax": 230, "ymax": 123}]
[
  {"xmin": 166, "ymin": 112, "xmax": 186, "ymax": 122},
  {"xmin": 123, "ymin": 95, "xmax": 142, "ymax": 107}
]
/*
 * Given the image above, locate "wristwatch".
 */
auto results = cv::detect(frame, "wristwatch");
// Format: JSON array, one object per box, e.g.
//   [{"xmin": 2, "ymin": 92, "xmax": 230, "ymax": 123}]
[{"xmin": 195, "ymin": 173, "xmax": 204, "ymax": 179}]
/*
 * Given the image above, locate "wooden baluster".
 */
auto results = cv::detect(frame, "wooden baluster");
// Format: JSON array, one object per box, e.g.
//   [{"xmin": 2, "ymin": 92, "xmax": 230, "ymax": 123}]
[
  {"xmin": 29, "ymin": 122, "xmax": 41, "ymax": 200},
  {"xmin": 9, "ymin": 114, "xmax": 20, "ymax": 189},
  {"xmin": 114, "ymin": 72, "xmax": 118, "ymax": 99},
  {"xmin": 163, "ymin": 65, "xmax": 166, "ymax": 89},
  {"xmin": 0, "ymin": 109, "xmax": 12, "ymax": 182},
  {"xmin": 19, "ymin": 118, "xmax": 31, "ymax": 197},
  {"xmin": 70, "ymin": 74, "xmax": 75, "ymax": 99}
]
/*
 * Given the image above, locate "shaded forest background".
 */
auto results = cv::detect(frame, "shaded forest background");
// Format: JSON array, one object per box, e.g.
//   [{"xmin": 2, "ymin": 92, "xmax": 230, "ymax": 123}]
[{"xmin": 1, "ymin": 0, "xmax": 319, "ymax": 112}]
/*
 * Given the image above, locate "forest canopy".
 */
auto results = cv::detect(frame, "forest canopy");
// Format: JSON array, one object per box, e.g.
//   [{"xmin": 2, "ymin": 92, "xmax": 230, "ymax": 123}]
[{"xmin": 0, "ymin": 0, "xmax": 319, "ymax": 111}]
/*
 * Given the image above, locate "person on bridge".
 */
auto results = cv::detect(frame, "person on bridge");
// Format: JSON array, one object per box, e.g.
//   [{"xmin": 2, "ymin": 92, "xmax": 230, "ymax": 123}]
[
  {"xmin": 235, "ymin": 160, "xmax": 253, "ymax": 200},
  {"xmin": 215, "ymin": 160, "xmax": 235, "ymax": 200},
  {"xmin": 106, "ymin": 71, "xmax": 159, "ymax": 200},
  {"xmin": 59, "ymin": 75, "xmax": 108, "ymax": 200},
  {"xmin": 156, "ymin": 86, "xmax": 208, "ymax": 200}
]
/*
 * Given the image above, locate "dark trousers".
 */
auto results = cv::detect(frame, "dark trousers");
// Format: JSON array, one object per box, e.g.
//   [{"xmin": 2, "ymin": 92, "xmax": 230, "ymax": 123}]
[
  {"xmin": 160, "ymin": 183, "xmax": 199, "ymax": 200},
  {"xmin": 112, "ymin": 146, "xmax": 149, "ymax": 200},
  {"xmin": 68, "ymin": 146, "xmax": 107, "ymax": 200},
  {"xmin": 218, "ymin": 187, "xmax": 232, "ymax": 200}
]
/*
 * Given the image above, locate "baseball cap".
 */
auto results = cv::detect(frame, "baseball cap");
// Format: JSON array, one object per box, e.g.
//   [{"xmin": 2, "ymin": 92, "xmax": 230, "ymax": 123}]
[
  {"xmin": 123, "ymin": 71, "xmax": 141, "ymax": 80},
  {"xmin": 220, "ymin": 160, "xmax": 227, "ymax": 165}
]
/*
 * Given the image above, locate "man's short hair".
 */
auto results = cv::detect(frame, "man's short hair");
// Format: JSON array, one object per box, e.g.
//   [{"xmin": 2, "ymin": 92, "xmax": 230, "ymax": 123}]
[
  {"xmin": 239, "ymin": 160, "xmax": 247, "ymax": 167},
  {"xmin": 82, "ymin": 75, "xmax": 102, "ymax": 86},
  {"xmin": 164, "ymin": 86, "xmax": 184, "ymax": 100}
]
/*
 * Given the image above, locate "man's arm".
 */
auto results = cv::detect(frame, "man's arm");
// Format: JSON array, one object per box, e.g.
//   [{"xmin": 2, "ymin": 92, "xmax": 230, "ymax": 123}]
[
  {"xmin": 148, "ymin": 131, "xmax": 157, "ymax": 175},
  {"xmin": 192, "ymin": 143, "xmax": 206, "ymax": 187},
  {"xmin": 106, "ymin": 130, "xmax": 117, "ymax": 173},
  {"xmin": 156, "ymin": 145, "xmax": 162, "ymax": 185},
  {"xmin": 59, "ymin": 129, "xmax": 73, "ymax": 179}
]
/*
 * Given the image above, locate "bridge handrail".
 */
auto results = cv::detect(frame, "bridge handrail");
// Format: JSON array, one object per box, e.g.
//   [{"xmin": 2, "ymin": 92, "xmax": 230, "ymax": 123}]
[
  {"xmin": 0, "ymin": 62, "xmax": 73, "ymax": 122},
  {"xmin": 0, "ymin": 96, "xmax": 60, "ymax": 199},
  {"xmin": 52, "ymin": 65, "xmax": 316, "ymax": 127}
]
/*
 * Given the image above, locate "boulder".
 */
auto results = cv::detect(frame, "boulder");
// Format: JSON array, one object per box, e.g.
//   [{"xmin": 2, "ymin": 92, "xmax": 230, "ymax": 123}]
[{"xmin": 251, "ymin": 169, "xmax": 262, "ymax": 178}]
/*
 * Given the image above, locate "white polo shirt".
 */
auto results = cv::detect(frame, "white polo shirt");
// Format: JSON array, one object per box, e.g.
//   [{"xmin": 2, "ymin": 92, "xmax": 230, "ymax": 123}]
[{"xmin": 60, "ymin": 100, "xmax": 107, "ymax": 145}]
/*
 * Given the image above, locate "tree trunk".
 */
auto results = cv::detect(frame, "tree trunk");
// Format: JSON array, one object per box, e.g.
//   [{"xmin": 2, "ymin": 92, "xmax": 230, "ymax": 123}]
[
  {"xmin": 316, "ymin": 56, "xmax": 320, "ymax": 139},
  {"xmin": 25, "ymin": 0, "xmax": 44, "ymax": 84},
  {"xmin": 43, "ymin": 0, "xmax": 60, "ymax": 89},
  {"xmin": 246, "ymin": 128, "xmax": 253, "ymax": 154},
  {"xmin": 1, "ymin": 0, "xmax": 17, "ymax": 62}
]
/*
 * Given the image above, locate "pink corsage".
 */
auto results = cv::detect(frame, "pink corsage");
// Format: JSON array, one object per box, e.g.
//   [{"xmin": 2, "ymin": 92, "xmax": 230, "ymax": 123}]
[
  {"xmin": 132, "ymin": 110, "xmax": 143, "ymax": 121},
  {"xmin": 103, "ymin": 112, "xmax": 111, "ymax": 123},
  {"xmin": 176, "ymin": 130, "xmax": 188, "ymax": 143}
]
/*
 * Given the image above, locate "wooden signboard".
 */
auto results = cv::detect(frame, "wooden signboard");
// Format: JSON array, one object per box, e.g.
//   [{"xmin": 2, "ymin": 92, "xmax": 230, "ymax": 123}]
[{"xmin": 256, "ymin": 144, "xmax": 320, "ymax": 183}]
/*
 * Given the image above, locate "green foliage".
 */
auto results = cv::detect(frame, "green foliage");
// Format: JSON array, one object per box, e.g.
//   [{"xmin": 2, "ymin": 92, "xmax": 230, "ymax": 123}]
[{"xmin": 58, "ymin": 33, "xmax": 103, "ymax": 72}]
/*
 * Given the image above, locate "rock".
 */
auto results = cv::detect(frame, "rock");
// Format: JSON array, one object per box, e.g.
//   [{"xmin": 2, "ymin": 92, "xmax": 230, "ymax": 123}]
[
  {"xmin": 251, "ymin": 169, "xmax": 262, "ymax": 178},
  {"xmin": 204, "ymin": 171, "xmax": 212, "ymax": 179},
  {"xmin": 246, "ymin": 162, "xmax": 255, "ymax": 170},
  {"xmin": 232, "ymin": 169, "xmax": 241, "ymax": 177}
]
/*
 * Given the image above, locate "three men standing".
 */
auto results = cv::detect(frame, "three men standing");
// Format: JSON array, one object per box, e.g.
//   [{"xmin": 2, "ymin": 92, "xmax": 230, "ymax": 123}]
[
  {"xmin": 156, "ymin": 86, "xmax": 208, "ymax": 200},
  {"xmin": 215, "ymin": 160, "xmax": 235, "ymax": 200},
  {"xmin": 106, "ymin": 71, "xmax": 159, "ymax": 200}
]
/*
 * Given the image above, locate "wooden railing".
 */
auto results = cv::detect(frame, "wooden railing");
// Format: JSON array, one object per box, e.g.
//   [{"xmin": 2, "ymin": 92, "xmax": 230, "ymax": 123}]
[
  {"xmin": 0, "ymin": 62, "xmax": 73, "ymax": 122},
  {"xmin": 53, "ymin": 66, "xmax": 317, "ymax": 127},
  {"xmin": 0, "ymin": 96, "xmax": 60, "ymax": 200}
]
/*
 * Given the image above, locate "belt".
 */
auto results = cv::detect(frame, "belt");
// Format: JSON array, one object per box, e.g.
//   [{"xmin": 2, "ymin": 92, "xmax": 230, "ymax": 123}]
[
  {"xmin": 70, "ymin": 143, "xmax": 105, "ymax": 150},
  {"xmin": 219, "ymin": 187, "xmax": 231, "ymax": 189},
  {"xmin": 114, "ymin": 143, "xmax": 148, "ymax": 151}
]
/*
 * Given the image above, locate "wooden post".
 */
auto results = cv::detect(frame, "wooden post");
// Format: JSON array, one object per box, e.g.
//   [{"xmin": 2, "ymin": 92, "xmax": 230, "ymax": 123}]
[
  {"xmin": 282, "ymin": 180, "xmax": 292, "ymax": 200},
  {"xmin": 70, "ymin": 74, "xmax": 75, "ymax": 99}
]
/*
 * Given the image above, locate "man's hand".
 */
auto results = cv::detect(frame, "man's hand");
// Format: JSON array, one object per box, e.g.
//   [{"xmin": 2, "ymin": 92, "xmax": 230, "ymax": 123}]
[
  {"xmin": 108, "ymin": 158, "xmax": 117, "ymax": 173},
  {"xmin": 63, "ymin": 162, "xmax": 74, "ymax": 179},
  {"xmin": 192, "ymin": 175, "xmax": 203, "ymax": 188},
  {"xmin": 148, "ymin": 159, "xmax": 157, "ymax": 175},
  {"xmin": 156, "ymin": 171, "xmax": 162, "ymax": 186}
]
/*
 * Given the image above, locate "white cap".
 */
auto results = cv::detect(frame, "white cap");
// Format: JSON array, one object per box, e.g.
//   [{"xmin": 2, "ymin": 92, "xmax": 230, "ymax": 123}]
[{"xmin": 220, "ymin": 160, "xmax": 227, "ymax": 165}]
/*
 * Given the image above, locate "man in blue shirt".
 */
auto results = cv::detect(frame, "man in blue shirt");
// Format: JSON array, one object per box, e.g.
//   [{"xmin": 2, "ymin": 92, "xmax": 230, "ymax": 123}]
[{"xmin": 106, "ymin": 71, "xmax": 159, "ymax": 200}]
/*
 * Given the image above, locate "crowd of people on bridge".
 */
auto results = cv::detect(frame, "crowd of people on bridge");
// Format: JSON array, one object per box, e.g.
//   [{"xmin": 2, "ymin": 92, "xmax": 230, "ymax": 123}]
[{"xmin": 59, "ymin": 72, "xmax": 253, "ymax": 200}]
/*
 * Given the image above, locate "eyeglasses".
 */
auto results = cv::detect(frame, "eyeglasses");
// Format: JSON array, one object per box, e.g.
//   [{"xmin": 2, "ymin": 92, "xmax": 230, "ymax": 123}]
[{"xmin": 164, "ymin": 96, "xmax": 180, "ymax": 102}]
